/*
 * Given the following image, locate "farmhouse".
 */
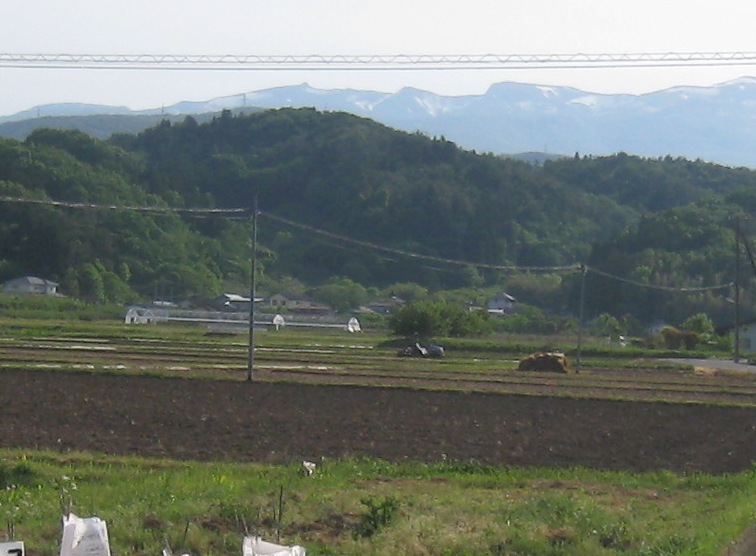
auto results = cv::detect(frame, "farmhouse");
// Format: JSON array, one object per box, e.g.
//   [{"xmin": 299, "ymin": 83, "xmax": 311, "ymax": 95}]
[
  {"xmin": 269, "ymin": 293, "xmax": 331, "ymax": 314},
  {"xmin": 2, "ymin": 276, "xmax": 59, "ymax": 296},
  {"xmin": 486, "ymin": 292, "xmax": 517, "ymax": 315},
  {"xmin": 361, "ymin": 296, "xmax": 406, "ymax": 314},
  {"xmin": 211, "ymin": 293, "xmax": 255, "ymax": 311}
]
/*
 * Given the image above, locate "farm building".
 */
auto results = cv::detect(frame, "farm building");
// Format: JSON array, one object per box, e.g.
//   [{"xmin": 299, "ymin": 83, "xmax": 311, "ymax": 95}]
[
  {"xmin": 211, "ymin": 293, "xmax": 258, "ymax": 311},
  {"xmin": 3, "ymin": 276, "xmax": 59, "ymax": 296},
  {"xmin": 486, "ymin": 292, "xmax": 517, "ymax": 315},
  {"xmin": 361, "ymin": 296, "xmax": 406, "ymax": 314},
  {"xmin": 269, "ymin": 293, "xmax": 331, "ymax": 314}
]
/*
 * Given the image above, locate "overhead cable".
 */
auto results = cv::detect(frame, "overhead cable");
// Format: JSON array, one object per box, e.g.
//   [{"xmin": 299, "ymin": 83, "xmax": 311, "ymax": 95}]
[
  {"xmin": 0, "ymin": 195, "xmax": 248, "ymax": 215},
  {"xmin": 586, "ymin": 266, "xmax": 733, "ymax": 292},
  {"xmin": 2, "ymin": 51, "xmax": 756, "ymax": 71},
  {"xmin": 0, "ymin": 195, "xmax": 736, "ymax": 291},
  {"xmin": 260, "ymin": 210, "xmax": 580, "ymax": 273}
]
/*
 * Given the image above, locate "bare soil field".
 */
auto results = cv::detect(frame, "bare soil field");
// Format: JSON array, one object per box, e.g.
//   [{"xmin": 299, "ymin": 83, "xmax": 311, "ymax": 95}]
[{"xmin": 1, "ymin": 368, "xmax": 755, "ymax": 474}]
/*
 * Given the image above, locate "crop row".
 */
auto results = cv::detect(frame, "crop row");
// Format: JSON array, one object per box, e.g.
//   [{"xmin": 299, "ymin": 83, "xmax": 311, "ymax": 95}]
[{"xmin": 1, "ymin": 335, "xmax": 755, "ymax": 407}]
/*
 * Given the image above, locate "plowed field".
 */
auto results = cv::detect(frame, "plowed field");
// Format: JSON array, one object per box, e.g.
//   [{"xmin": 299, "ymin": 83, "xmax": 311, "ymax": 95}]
[{"xmin": 2, "ymin": 366, "xmax": 755, "ymax": 474}]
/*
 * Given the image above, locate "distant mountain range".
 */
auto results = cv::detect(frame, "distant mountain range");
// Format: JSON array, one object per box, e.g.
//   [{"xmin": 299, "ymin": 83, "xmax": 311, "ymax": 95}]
[{"xmin": 3, "ymin": 78, "xmax": 756, "ymax": 168}]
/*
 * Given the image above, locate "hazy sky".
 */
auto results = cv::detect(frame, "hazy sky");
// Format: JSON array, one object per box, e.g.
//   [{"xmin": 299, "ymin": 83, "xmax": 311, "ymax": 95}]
[{"xmin": 2, "ymin": 0, "xmax": 756, "ymax": 115}]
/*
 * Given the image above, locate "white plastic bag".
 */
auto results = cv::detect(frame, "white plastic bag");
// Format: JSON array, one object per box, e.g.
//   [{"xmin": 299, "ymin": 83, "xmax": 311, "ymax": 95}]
[
  {"xmin": 59, "ymin": 513, "xmax": 111, "ymax": 556},
  {"xmin": 242, "ymin": 535, "xmax": 305, "ymax": 556}
]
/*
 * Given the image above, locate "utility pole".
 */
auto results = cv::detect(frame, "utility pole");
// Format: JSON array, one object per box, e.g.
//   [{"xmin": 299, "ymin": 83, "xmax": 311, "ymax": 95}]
[
  {"xmin": 576, "ymin": 264, "xmax": 587, "ymax": 373},
  {"xmin": 734, "ymin": 218, "xmax": 741, "ymax": 363},
  {"xmin": 246, "ymin": 196, "xmax": 258, "ymax": 381}
]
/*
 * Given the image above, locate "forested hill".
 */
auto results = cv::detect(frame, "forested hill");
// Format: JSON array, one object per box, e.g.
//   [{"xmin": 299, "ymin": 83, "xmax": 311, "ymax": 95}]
[
  {"xmin": 1, "ymin": 108, "xmax": 754, "ymax": 322},
  {"xmin": 111, "ymin": 109, "xmax": 640, "ymax": 276}
]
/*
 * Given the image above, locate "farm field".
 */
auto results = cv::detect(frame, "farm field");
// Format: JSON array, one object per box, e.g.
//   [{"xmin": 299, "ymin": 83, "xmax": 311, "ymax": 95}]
[
  {"xmin": 1, "ymin": 326, "xmax": 755, "ymax": 473},
  {"xmin": 1, "ymin": 321, "xmax": 756, "ymax": 554}
]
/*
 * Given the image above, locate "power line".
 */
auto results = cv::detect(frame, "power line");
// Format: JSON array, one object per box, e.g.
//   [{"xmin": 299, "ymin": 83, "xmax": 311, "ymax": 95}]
[
  {"xmin": 0, "ymin": 195, "xmax": 248, "ymax": 216},
  {"xmin": 0, "ymin": 194, "xmax": 736, "ymax": 292},
  {"xmin": 586, "ymin": 266, "xmax": 733, "ymax": 292},
  {"xmin": 260, "ymin": 211, "xmax": 579, "ymax": 273},
  {"xmin": 261, "ymin": 213, "xmax": 735, "ymax": 291},
  {"xmin": 2, "ymin": 51, "xmax": 756, "ymax": 71}
]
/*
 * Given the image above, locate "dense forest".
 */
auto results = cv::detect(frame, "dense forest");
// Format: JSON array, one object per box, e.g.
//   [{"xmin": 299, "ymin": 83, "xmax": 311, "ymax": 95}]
[{"xmin": 1, "ymin": 107, "xmax": 755, "ymax": 328}]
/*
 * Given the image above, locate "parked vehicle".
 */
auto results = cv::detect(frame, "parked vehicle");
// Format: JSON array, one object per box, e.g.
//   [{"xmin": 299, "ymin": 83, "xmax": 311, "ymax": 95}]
[{"xmin": 397, "ymin": 342, "xmax": 445, "ymax": 358}]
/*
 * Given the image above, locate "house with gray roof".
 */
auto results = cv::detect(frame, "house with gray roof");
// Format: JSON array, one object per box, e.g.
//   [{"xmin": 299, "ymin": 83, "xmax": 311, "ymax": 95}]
[{"xmin": 3, "ymin": 276, "xmax": 59, "ymax": 296}]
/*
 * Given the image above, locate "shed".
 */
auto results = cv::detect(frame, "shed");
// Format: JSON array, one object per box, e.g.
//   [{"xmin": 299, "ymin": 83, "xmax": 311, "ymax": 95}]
[
  {"xmin": 269, "ymin": 293, "xmax": 331, "ymax": 314},
  {"xmin": 3, "ymin": 276, "xmax": 59, "ymax": 296},
  {"xmin": 486, "ymin": 292, "xmax": 516, "ymax": 315}
]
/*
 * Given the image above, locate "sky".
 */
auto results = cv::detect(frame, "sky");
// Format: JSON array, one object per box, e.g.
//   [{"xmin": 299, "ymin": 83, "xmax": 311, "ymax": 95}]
[{"xmin": 2, "ymin": 0, "xmax": 756, "ymax": 116}]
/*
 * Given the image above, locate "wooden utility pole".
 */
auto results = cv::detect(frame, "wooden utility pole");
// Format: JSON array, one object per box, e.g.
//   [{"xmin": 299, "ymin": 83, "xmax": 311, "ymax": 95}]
[
  {"xmin": 247, "ymin": 197, "xmax": 258, "ymax": 381},
  {"xmin": 734, "ymin": 218, "xmax": 741, "ymax": 363},
  {"xmin": 576, "ymin": 264, "xmax": 587, "ymax": 373}
]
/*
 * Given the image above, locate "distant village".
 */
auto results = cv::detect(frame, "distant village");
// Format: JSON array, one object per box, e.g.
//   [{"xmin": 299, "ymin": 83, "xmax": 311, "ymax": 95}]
[{"xmin": 2, "ymin": 275, "xmax": 520, "ymax": 326}]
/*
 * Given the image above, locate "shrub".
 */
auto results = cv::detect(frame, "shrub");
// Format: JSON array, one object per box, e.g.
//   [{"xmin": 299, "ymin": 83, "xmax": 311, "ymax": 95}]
[
  {"xmin": 389, "ymin": 301, "xmax": 491, "ymax": 337},
  {"xmin": 354, "ymin": 496, "xmax": 399, "ymax": 538},
  {"xmin": 680, "ymin": 312, "xmax": 715, "ymax": 341}
]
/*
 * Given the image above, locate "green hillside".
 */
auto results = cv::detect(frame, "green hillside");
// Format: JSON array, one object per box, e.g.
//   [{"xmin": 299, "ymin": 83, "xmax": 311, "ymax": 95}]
[{"xmin": 0, "ymin": 108, "xmax": 753, "ymax": 325}]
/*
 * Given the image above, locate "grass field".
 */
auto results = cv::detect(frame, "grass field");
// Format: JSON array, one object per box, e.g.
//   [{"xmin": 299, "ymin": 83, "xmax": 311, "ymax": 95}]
[
  {"xmin": 0, "ymin": 317, "xmax": 755, "ymax": 554},
  {"xmin": 2, "ymin": 450, "xmax": 755, "ymax": 556}
]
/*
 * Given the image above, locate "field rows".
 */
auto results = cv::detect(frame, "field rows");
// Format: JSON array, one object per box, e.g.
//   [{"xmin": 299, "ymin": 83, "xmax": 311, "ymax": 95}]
[{"xmin": 2, "ymin": 335, "xmax": 756, "ymax": 406}]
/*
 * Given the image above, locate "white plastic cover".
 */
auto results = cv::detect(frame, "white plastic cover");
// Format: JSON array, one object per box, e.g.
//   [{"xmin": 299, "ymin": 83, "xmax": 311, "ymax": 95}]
[
  {"xmin": 59, "ymin": 513, "xmax": 111, "ymax": 556},
  {"xmin": 0, "ymin": 541, "xmax": 24, "ymax": 556},
  {"xmin": 162, "ymin": 547, "xmax": 191, "ymax": 556},
  {"xmin": 242, "ymin": 536, "xmax": 305, "ymax": 556}
]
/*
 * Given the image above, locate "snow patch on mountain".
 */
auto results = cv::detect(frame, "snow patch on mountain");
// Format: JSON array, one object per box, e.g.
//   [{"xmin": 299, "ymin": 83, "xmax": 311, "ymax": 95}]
[
  {"xmin": 5, "ymin": 77, "xmax": 756, "ymax": 168},
  {"xmin": 536, "ymin": 86, "xmax": 559, "ymax": 98},
  {"xmin": 570, "ymin": 95, "xmax": 600, "ymax": 108}
]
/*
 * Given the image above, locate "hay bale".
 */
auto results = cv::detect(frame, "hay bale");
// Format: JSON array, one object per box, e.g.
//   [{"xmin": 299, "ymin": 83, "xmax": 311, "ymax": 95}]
[
  {"xmin": 660, "ymin": 326, "xmax": 699, "ymax": 350},
  {"xmin": 518, "ymin": 352, "xmax": 572, "ymax": 374}
]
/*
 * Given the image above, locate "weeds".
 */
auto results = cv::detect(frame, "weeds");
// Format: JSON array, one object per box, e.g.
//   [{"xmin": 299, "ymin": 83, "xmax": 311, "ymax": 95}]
[
  {"xmin": 0, "ymin": 451, "xmax": 752, "ymax": 554},
  {"xmin": 0, "ymin": 462, "xmax": 38, "ymax": 489},
  {"xmin": 354, "ymin": 496, "xmax": 400, "ymax": 538}
]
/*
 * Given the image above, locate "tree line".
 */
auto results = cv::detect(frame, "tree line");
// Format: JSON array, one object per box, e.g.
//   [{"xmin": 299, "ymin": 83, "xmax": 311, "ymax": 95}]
[{"xmin": 0, "ymin": 108, "xmax": 754, "ymax": 330}]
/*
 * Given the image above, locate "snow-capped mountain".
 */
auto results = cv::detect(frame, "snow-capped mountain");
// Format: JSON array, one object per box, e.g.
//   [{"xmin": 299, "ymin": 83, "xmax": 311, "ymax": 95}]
[{"xmin": 3, "ymin": 78, "xmax": 756, "ymax": 168}]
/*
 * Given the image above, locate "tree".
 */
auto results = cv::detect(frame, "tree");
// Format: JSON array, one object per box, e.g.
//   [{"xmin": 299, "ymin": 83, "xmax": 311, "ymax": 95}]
[
  {"xmin": 310, "ymin": 278, "xmax": 368, "ymax": 313},
  {"xmin": 680, "ymin": 313, "xmax": 715, "ymax": 341},
  {"xmin": 389, "ymin": 300, "xmax": 443, "ymax": 337},
  {"xmin": 79, "ymin": 263, "xmax": 105, "ymax": 303},
  {"xmin": 102, "ymin": 269, "xmax": 136, "ymax": 304},
  {"xmin": 492, "ymin": 304, "xmax": 575, "ymax": 335},
  {"xmin": 61, "ymin": 267, "xmax": 80, "ymax": 298},
  {"xmin": 383, "ymin": 282, "xmax": 429, "ymax": 302},
  {"xmin": 389, "ymin": 300, "xmax": 491, "ymax": 338},
  {"xmin": 592, "ymin": 313, "xmax": 625, "ymax": 338}
]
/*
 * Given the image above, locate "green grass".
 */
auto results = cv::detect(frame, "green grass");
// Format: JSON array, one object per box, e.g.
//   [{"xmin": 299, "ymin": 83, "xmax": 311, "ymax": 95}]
[
  {"xmin": 0, "ymin": 293, "xmax": 125, "ymax": 321},
  {"xmin": 0, "ymin": 450, "xmax": 754, "ymax": 555}
]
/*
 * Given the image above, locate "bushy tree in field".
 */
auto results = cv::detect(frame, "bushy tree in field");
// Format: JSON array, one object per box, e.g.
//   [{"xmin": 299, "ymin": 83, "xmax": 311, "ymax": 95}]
[
  {"xmin": 680, "ymin": 312, "xmax": 715, "ymax": 341},
  {"xmin": 310, "ymin": 277, "xmax": 368, "ymax": 313},
  {"xmin": 389, "ymin": 300, "xmax": 491, "ymax": 338},
  {"xmin": 491, "ymin": 304, "xmax": 576, "ymax": 335},
  {"xmin": 444, "ymin": 305, "xmax": 491, "ymax": 337},
  {"xmin": 383, "ymin": 282, "xmax": 429, "ymax": 302},
  {"xmin": 592, "ymin": 312, "xmax": 626, "ymax": 338}
]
